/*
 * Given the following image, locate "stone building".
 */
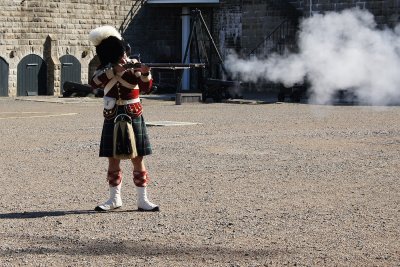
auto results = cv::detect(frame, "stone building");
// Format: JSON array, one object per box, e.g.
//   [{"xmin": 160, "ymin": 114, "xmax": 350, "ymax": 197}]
[{"xmin": 0, "ymin": 0, "xmax": 399, "ymax": 97}]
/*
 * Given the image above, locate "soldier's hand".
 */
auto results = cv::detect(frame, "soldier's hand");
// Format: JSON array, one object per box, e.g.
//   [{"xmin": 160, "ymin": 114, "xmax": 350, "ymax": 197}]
[{"xmin": 140, "ymin": 64, "xmax": 151, "ymax": 74}]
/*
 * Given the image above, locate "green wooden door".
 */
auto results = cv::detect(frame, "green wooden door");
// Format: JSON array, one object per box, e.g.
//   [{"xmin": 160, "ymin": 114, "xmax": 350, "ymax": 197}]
[
  {"xmin": 0, "ymin": 57, "xmax": 8, "ymax": 96},
  {"xmin": 60, "ymin": 55, "xmax": 82, "ymax": 93},
  {"xmin": 17, "ymin": 54, "xmax": 47, "ymax": 96}
]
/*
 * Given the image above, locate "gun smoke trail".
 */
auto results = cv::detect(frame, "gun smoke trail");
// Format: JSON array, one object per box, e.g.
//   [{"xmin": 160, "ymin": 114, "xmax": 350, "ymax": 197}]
[{"xmin": 226, "ymin": 8, "xmax": 400, "ymax": 105}]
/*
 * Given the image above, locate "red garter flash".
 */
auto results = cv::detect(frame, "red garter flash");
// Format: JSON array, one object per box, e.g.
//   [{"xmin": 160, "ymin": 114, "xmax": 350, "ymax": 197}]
[
  {"xmin": 107, "ymin": 170, "xmax": 122, "ymax": 186},
  {"xmin": 133, "ymin": 171, "xmax": 149, "ymax": 187}
]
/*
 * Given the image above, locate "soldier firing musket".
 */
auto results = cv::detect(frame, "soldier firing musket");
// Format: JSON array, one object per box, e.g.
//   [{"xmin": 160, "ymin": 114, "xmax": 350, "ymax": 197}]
[{"xmin": 88, "ymin": 25, "xmax": 160, "ymax": 212}]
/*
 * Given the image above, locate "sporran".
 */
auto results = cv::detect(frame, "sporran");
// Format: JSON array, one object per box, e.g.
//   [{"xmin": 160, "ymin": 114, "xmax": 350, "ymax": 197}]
[{"xmin": 113, "ymin": 113, "xmax": 137, "ymax": 159}]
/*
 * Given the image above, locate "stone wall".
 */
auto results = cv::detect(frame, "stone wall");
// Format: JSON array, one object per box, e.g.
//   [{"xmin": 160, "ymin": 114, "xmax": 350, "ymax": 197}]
[
  {"xmin": 0, "ymin": 0, "xmax": 135, "ymax": 96},
  {"xmin": 0, "ymin": 0, "xmax": 212, "ymax": 96},
  {"xmin": 1, "ymin": 0, "xmax": 400, "ymax": 97},
  {"xmin": 287, "ymin": 0, "xmax": 400, "ymax": 26}
]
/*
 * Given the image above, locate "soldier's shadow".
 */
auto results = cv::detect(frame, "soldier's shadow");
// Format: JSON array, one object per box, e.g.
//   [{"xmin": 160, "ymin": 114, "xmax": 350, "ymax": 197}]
[{"xmin": 0, "ymin": 209, "xmax": 139, "ymax": 219}]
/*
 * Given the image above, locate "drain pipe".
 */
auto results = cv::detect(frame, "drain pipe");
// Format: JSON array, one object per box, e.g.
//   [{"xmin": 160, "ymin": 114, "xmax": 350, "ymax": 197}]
[{"xmin": 181, "ymin": 6, "xmax": 190, "ymax": 91}]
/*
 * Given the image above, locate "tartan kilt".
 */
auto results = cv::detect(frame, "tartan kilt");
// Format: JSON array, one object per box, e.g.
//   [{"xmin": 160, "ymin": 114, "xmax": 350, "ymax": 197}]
[{"xmin": 99, "ymin": 107, "xmax": 152, "ymax": 158}]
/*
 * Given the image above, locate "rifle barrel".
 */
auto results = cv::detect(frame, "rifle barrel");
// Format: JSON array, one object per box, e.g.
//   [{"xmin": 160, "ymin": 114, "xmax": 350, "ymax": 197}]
[{"xmin": 124, "ymin": 62, "xmax": 206, "ymax": 70}]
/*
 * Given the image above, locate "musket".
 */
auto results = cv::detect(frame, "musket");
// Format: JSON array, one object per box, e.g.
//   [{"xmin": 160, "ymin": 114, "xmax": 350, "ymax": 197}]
[{"xmin": 124, "ymin": 62, "xmax": 206, "ymax": 70}]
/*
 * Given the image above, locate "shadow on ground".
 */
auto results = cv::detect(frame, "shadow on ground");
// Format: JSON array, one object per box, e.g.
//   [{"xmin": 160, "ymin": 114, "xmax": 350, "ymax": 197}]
[
  {"xmin": 0, "ymin": 209, "xmax": 142, "ymax": 219},
  {"xmin": 0, "ymin": 233, "xmax": 286, "ymax": 262}
]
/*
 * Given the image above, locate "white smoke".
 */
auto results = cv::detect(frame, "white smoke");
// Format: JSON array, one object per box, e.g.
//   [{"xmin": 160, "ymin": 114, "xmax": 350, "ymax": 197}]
[{"xmin": 226, "ymin": 8, "xmax": 400, "ymax": 105}]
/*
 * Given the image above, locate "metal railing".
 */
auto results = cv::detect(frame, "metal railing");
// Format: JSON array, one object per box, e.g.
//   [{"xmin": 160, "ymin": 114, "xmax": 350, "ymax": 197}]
[
  {"xmin": 119, "ymin": 0, "xmax": 146, "ymax": 33},
  {"xmin": 248, "ymin": 19, "xmax": 298, "ymax": 58},
  {"xmin": 248, "ymin": 0, "xmax": 301, "ymax": 58}
]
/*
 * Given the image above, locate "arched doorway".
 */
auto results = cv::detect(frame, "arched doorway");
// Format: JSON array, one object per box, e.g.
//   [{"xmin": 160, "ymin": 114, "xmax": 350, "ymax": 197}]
[
  {"xmin": 60, "ymin": 55, "xmax": 81, "ymax": 93},
  {"xmin": 88, "ymin": 56, "xmax": 100, "ymax": 83},
  {"xmin": 0, "ymin": 57, "xmax": 8, "ymax": 96},
  {"xmin": 17, "ymin": 54, "xmax": 47, "ymax": 96}
]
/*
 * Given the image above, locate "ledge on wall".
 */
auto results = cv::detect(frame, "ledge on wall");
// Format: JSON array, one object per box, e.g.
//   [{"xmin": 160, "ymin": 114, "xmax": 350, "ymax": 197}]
[{"xmin": 145, "ymin": 0, "xmax": 219, "ymax": 6}]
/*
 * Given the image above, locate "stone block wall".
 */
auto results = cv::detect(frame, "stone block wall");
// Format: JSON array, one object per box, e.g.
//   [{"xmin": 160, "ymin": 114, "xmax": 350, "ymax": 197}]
[
  {"xmin": 0, "ymin": 0, "xmax": 135, "ymax": 96},
  {"xmin": 0, "ymin": 0, "xmax": 212, "ymax": 96},
  {"xmin": 1, "ymin": 0, "xmax": 399, "ymax": 97},
  {"xmin": 287, "ymin": 0, "xmax": 400, "ymax": 26}
]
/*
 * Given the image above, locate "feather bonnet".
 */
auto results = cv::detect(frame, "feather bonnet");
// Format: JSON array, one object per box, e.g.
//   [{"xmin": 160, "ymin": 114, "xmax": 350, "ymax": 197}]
[{"xmin": 88, "ymin": 25, "xmax": 122, "ymax": 46}]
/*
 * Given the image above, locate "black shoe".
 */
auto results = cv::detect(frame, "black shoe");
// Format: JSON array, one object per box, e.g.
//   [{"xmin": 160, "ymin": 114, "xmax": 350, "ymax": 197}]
[{"xmin": 138, "ymin": 206, "xmax": 160, "ymax": 212}]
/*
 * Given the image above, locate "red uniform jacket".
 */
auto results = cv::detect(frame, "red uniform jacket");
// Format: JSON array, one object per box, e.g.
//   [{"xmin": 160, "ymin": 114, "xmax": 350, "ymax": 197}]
[{"xmin": 90, "ymin": 61, "xmax": 153, "ymax": 100}]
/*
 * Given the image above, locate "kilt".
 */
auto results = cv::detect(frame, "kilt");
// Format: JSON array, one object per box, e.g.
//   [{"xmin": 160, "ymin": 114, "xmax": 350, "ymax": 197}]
[{"xmin": 99, "ymin": 106, "xmax": 152, "ymax": 158}]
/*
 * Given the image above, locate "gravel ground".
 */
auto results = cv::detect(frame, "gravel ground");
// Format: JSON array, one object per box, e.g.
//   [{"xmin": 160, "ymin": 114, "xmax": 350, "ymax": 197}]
[{"xmin": 0, "ymin": 96, "xmax": 399, "ymax": 266}]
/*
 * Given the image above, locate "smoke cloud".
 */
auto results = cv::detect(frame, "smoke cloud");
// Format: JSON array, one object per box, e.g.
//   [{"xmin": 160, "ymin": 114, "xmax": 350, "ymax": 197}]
[{"xmin": 226, "ymin": 8, "xmax": 400, "ymax": 105}]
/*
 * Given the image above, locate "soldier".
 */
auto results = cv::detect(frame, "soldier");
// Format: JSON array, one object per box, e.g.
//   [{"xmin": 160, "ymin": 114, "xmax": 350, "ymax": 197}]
[{"xmin": 88, "ymin": 25, "xmax": 159, "ymax": 212}]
